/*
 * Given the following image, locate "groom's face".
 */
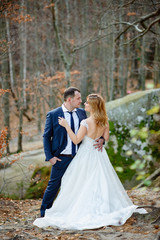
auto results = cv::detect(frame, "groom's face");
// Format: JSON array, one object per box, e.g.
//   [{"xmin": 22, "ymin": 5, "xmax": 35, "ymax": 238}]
[{"xmin": 70, "ymin": 91, "xmax": 82, "ymax": 109}]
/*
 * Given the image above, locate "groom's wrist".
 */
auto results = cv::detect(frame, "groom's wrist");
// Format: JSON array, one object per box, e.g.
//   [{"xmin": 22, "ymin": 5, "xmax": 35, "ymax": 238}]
[{"xmin": 100, "ymin": 136, "xmax": 105, "ymax": 144}]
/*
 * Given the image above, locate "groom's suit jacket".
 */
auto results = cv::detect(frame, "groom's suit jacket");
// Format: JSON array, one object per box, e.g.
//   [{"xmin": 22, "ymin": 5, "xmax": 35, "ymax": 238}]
[{"xmin": 43, "ymin": 106, "xmax": 87, "ymax": 161}]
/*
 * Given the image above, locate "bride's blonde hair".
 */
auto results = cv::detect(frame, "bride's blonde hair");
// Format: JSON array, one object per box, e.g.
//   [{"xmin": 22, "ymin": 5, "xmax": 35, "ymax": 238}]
[{"xmin": 87, "ymin": 94, "xmax": 108, "ymax": 127}]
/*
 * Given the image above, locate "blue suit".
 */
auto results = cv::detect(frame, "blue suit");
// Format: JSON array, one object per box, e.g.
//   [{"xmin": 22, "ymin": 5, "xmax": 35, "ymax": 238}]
[{"xmin": 41, "ymin": 106, "xmax": 87, "ymax": 217}]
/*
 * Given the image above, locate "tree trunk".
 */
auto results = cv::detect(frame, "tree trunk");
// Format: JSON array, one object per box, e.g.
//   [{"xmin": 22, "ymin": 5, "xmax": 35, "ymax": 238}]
[
  {"xmin": 22, "ymin": 6, "xmax": 27, "ymax": 109},
  {"xmin": 1, "ymin": 68, "xmax": 10, "ymax": 154},
  {"xmin": 17, "ymin": 107, "xmax": 23, "ymax": 152},
  {"xmin": 5, "ymin": 12, "xmax": 15, "ymax": 92},
  {"xmin": 131, "ymin": 40, "xmax": 139, "ymax": 86},
  {"xmin": 124, "ymin": 38, "xmax": 130, "ymax": 94},
  {"xmin": 154, "ymin": 39, "xmax": 160, "ymax": 88},
  {"xmin": 109, "ymin": 30, "xmax": 115, "ymax": 100},
  {"xmin": 1, "ymin": 17, "xmax": 10, "ymax": 153},
  {"xmin": 119, "ymin": 3, "xmax": 126, "ymax": 97},
  {"xmin": 36, "ymin": 77, "xmax": 41, "ymax": 133},
  {"xmin": 138, "ymin": 37, "xmax": 146, "ymax": 90},
  {"xmin": 34, "ymin": 3, "xmax": 41, "ymax": 133},
  {"xmin": 80, "ymin": 0, "xmax": 89, "ymax": 103},
  {"xmin": 51, "ymin": 0, "xmax": 72, "ymax": 86},
  {"xmin": 17, "ymin": 0, "xmax": 27, "ymax": 152}
]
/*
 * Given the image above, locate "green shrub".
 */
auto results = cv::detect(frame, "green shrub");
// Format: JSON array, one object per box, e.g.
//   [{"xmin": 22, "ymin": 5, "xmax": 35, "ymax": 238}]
[{"xmin": 106, "ymin": 121, "xmax": 136, "ymax": 187}]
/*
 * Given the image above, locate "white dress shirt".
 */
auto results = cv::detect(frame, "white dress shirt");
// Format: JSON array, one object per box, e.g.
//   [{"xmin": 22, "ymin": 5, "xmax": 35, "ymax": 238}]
[{"xmin": 60, "ymin": 104, "xmax": 79, "ymax": 154}]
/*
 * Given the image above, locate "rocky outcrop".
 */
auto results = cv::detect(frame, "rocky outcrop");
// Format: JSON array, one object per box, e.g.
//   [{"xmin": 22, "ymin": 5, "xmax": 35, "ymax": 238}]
[
  {"xmin": 0, "ymin": 149, "xmax": 46, "ymax": 197},
  {"xmin": 106, "ymin": 88, "xmax": 160, "ymax": 127}
]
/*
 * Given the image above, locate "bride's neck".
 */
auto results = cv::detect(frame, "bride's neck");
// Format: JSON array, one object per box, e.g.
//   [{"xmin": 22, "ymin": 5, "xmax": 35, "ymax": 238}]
[{"xmin": 89, "ymin": 112, "xmax": 94, "ymax": 119}]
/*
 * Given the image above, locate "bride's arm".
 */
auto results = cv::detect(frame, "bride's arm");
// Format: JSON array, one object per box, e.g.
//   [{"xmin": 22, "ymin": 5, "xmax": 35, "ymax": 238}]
[
  {"xmin": 58, "ymin": 117, "xmax": 87, "ymax": 144},
  {"xmin": 103, "ymin": 124, "xmax": 109, "ymax": 141}
]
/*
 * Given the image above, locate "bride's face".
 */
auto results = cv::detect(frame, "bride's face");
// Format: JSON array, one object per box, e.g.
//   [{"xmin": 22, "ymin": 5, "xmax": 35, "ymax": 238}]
[{"xmin": 84, "ymin": 100, "xmax": 92, "ymax": 112}]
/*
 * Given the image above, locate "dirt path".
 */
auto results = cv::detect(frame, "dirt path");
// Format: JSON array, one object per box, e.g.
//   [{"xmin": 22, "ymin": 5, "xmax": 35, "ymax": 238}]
[{"xmin": 0, "ymin": 189, "xmax": 159, "ymax": 240}]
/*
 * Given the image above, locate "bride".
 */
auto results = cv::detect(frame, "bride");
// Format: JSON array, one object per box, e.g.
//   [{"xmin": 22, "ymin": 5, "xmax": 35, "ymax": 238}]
[{"xmin": 33, "ymin": 94, "xmax": 147, "ymax": 230}]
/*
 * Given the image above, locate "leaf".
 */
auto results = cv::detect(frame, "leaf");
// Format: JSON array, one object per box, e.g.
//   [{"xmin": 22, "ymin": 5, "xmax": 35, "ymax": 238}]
[
  {"xmin": 135, "ymin": 159, "xmax": 141, "ymax": 165},
  {"xmin": 136, "ymin": 175, "xmax": 144, "ymax": 180},
  {"xmin": 127, "ymin": 12, "xmax": 136, "ymax": 16},
  {"xmin": 138, "ymin": 128, "xmax": 148, "ymax": 139},
  {"xmin": 130, "ymin": 163, "xmax": 137, "ymax": 170},
  {"xmin": 115, "ymin": 166, "xmax": 123, "ymax": 172},
  {"xmin": 138, "ymin": 163, "xmax": 145, "ymax": 169},
  {"xmin": 147, "ymin": 105, "xmax": 160, "ymax": 115},
  {"xmin": 143, "ymin": 180, "xmax": 152, "ymax": 186},
  {"xmin": 130, "ymin": 129, "xmax": 138, "ymax": 137},
  {"xmin": 126, "ymin": 150, "xmax": 133, "ymax": 156}
]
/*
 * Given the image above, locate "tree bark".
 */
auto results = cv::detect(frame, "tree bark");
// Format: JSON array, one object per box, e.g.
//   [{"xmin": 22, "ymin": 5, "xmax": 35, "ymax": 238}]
[
  {"xmin": 51, "ymin": 0, "xmax": 73, "ymax": 86},
  {"xmin": 138, "ymin": 37, "xmax": 146, "ymax": 90},
  {"xmin": 119, "ymin": 1, "xmax": 126, "ymax": 97},
  {"xmin": 154, "ymin": 39, "xmax": 160, "ymax": 88},
  {"xmin": 17, "ymin": 0, "xmax": 27, "ymax": 152},
  {"xmin": 1, "ymin": 70, "xmax": 10, "ymax": 154},
  {"xmin": 34, "ymin": 3, "xmax": 41, "ymax": 133},
  {"xmin": 5, "ymin": 11, "xmax": 15, "ymax": 92},
  {"xmin": 109, "ymin": 27, "xmax": 115, "ymax": 100},
  {"xmin": 1, "ymin": 17, "xmax": 10, "ymax": 153},
  {"xmin": 22, "ymin": 2, "xmax": 27, "ymax": 109}
]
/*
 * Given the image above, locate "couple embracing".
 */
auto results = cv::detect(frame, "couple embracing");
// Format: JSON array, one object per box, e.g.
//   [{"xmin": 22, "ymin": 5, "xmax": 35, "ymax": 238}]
[{"xmin": 33, "ymin": 87, "xmax": 147, "ymax": 230}]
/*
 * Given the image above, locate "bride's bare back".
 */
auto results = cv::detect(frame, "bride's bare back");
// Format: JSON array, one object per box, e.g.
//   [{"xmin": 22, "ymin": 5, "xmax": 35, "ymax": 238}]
[
  {"xmin": 58, "ymin": 116, "xmax": 109, "ymax": 144},
  {"xmin": 85, "ymin": 117, "xmax": 109, "ymax": 140}
]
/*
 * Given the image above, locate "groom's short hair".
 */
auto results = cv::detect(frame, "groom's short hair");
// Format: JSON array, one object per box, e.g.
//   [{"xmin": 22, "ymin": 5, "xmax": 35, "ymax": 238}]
[{"xmin": 64, "ymin": 87, "xmax": 80, "ymax": 101}]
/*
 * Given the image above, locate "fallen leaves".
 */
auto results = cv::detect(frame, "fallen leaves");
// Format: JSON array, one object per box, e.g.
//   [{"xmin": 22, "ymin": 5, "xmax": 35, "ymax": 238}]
[{"xmin": 0, "ymin": 189, "xmax": 159, "ymax": 239}]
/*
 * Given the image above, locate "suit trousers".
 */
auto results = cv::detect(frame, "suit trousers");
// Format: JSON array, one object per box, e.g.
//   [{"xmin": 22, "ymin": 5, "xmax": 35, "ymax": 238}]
[{"xmin": 40, "ymin": 155, "xmax": 74, "ymax": 217}]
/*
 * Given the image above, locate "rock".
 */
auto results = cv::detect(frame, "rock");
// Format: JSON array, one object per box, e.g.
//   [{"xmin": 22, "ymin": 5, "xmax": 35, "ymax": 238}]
[
  {"xmin": 0, "ymin": 149, "xmax": 48, "ymax": 197},
  {"xmin": 106, "ymin": 88, "xmax": 160, "ymax": 127}
]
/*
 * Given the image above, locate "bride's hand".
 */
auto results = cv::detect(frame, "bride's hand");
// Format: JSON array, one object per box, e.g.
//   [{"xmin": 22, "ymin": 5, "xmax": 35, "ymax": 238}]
[{"xmin": 58, "ymin": 117, "xmax": 68, "ymax": 128}]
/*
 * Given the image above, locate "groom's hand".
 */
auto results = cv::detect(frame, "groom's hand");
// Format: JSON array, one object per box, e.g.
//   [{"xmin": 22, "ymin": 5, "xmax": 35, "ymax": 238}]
[
  {"xmin": 49, "ymin": 157, "xmax": 61, "ymax": 165},
  {"xmin": 93, "ymin": 138, "xmax": 104, "ymax": 152}
]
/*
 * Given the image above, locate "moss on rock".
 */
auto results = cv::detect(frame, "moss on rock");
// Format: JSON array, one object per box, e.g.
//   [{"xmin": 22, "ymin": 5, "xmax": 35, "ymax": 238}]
[{"xmin": 25, "ymin": 166, "xmax": 51, "ymax": 199}]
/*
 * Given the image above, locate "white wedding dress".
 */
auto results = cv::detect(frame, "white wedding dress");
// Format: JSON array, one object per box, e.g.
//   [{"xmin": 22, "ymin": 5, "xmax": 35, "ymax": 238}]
[{"xmin": 33, "ymin": 120, "xmax": 147, "ymax": 230}]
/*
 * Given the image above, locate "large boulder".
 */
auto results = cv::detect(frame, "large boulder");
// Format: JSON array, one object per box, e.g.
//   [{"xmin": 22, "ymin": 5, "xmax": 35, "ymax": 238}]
[{"xmin": 106, "ymin": 89, "xmax": 160, "ymax": 128}]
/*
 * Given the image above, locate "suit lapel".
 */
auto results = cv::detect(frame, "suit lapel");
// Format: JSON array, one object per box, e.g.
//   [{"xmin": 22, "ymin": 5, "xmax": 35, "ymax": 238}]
[
  {"xmin": 58, "ymin": 107, "xmax": 67, "ymax": 138},
  {"xmin": 59, "ymin": 107, "xmax": 65, "ymax": 118}
]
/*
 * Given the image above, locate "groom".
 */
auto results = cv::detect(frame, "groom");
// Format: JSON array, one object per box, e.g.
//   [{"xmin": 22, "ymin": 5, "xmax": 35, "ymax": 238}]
[{"xmin": 40, "ymin": 87, "xmax": 103, "ymax": 217}]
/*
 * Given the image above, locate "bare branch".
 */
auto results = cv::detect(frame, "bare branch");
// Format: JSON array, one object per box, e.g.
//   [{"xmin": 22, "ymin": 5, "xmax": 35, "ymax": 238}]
[
  {"xmin": 139, "ymin": 7, "xmax": 160, "ymax": 23},
  {"xmin": 10, "ymin": 88, "xmax": 32, "ymax": 122},
  {"xmin": 118, "ymin": 0, "xmax": 137, "ymax": 9},
  {"xmin": 114, "ymin": 7, "xmax": 160, "ymax": 42},
  {"xmin": 122, "ymin": 16, "xmax": 160, "ymax": 45},
  {"xmin": 150, "ymin": 0, "xmax": 157, "ymax": 10},
  {"xmin": 72, "ymin": 32, "xmax": 112, "ymax": 53}
]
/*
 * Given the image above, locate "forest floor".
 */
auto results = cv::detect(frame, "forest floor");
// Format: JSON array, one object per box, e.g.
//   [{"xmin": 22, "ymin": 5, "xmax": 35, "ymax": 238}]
[{"xmin": 0, "ymin": 189, "xmax": 160, "ymax": 240}]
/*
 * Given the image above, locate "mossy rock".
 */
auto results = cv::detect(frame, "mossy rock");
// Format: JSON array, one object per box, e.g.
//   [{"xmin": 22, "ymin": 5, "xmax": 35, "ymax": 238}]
[
  {"xmin": 25, "ymin": 166, "xmax": 51, "ymax": 199},
  {"xmin": 106, "ymin": 88, "xmax": 160, "ymax": 127}
]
